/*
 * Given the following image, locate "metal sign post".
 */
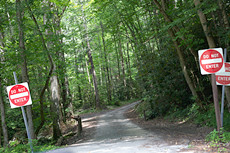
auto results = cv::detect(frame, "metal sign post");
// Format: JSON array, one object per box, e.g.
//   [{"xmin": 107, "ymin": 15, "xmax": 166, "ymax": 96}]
[
  {"xmin": 221, "ymin": 48, "xmax": 227, "ymax": 127},
  {"xmin": 13, "ymin": 72, "xmax": 34, "ymax": 153}
]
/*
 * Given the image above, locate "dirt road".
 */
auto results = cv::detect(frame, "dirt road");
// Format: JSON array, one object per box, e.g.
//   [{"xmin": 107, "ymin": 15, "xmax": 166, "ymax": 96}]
[{"xmin": 46, "ymin": 102, "xmax": 196, "ymax": 153}]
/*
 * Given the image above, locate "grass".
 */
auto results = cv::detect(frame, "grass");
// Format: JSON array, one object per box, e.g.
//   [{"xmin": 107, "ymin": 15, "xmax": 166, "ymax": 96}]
[{"xmin": 0, "ymin": 140, "xmax": 60, "ymax": 153}]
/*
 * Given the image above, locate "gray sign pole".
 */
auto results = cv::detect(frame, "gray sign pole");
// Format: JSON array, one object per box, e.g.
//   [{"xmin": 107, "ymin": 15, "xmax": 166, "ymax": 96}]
[
  {"xmin": 13, "ymin": 72, "xmax": 34, "ymax": 153},
  {"xmin": 221, "ymin": 48, "xmax": 227, "ymax": 128}
]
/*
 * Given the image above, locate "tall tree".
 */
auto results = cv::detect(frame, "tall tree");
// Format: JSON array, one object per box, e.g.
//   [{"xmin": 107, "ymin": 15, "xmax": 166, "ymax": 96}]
[
  {"xmin": 193, "ymin": 0, "xmax": 221, "ymax": 131},
  {"xmin": 100, "ymin": 21, "xmax": 112, "ymax": 102},
  {"xmin": 0, "ymin": 12, "xmax": 9, "ymax": 147},
  {"xmin": 80, "ymin": 0, "xmax": 101, "ymax": 109},
  {"xmin": 25, "ymin": 0, "xmax": 61, "ymax": 138},
  {"xmin": 44, "ymin": 3, "xmax": 63, "ymax": 139},
  {"xmin": 0, "ymin": 76, "xmax": 9, "ymax": 147},
  {"xmin": 16, "ymin": 0, "xmax": 35, "ymax": 139},
  {"xmin": 153, "ymin": 0, "xmax": 202, "ymax": 106}
]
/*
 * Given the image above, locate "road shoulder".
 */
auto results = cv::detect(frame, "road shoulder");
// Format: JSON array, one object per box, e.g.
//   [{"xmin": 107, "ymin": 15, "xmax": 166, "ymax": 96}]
[{"xmin": 124, "ymin": 107, "xmax": 230, "ymax": 152}]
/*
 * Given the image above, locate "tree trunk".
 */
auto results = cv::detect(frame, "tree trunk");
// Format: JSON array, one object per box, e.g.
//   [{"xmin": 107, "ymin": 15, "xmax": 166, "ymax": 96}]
[
  {"xmin": 85, "ymin": 56, "xmax": 92, "ymax": 88},
  {"xmin": 118, "ymin": 31, "xmax": 127, "ymax": 87},
  {"xmin": 45, "ymin": 23, "xmax": 62, "ymax": 140},
  {"xmin": 153, "ymin": 0, "xmax": 201, "ymax": 105},
  {"xmin": 96, "ymin": 33, "xmax": 104, "ymax": 86},
  {"xmin": 74, "ymin": 37, "xmax": 83, "ymax": 104},
  {"xmin": 64, "ymin": 76, "xmax": 73, "ymax": 117},
  {"xmin": 0, "ymin": 17, "xmax": 8, "ymax": 148},
  {"xmin": 218, "ymin": 0, "xmax": 230, "ymax": 112},
  {"xmin": 193, "ymin": 0, "xmax": 221, "ymax": 131},
  {"xmin": 16, "ymin": 0, "xmax": 35, "ymax": 139},
  {"xmin": 125, "ymin": 42, "xmax": 131, "ymax": 99},
  {"xmin": 53, "ymin": 5, "xmax": 72, "ymax": 120},
  {"xmin": 100, "ymin": 21, "xmax": 112, "ymax": 102},
  {"xmin": 218, "ymin": 0, "xmax": 230, "ymax": 31},
  {"xmin": 84, "ymin": 55, "xmax": 94, "ymax": 106},
  {"xmin": 59, "ymin": 50, "xmax": 73, "ymax": 119},
  {"xmin": 80, "ymin": 0, "xmax": 100, "ymax": 109},
  {"xmin": 114, "ymin": 35, "xmax": 121, "ymax": 78},
  {"xmin": 50, "ymin": 74, "xmax": 62, "ymax": 140},
  {"xmin": 0, "ymin": 77, "xmax": 9, "ymax": 147},
  {"xmin": 0, "ymin": 123, "xmax": 1, "ymax": 147},
  {"xmin": 126, "ymin": 42, "xmax": 132, "ymax": 81},
  {"xmin": 25, "ymin": 0, "xmax": 55, "ymax": 136}
]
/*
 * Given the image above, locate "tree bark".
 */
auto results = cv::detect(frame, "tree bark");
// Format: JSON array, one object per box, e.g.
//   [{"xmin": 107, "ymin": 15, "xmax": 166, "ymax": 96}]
[
  {"xmin": 75, "ymin": 53, "xmax": 83, "ymax": 103},
  {"xmin": 80, "ymin": 0, "xmax": 100, "ymax": 109},
  {"xmin": 44, "ymin": 7, "xmax": 63, "ymax": 138},
  {"xmin": 74, "ymin": 36, "xmax": 83, "ymax": 104},
  {"xmin": 0, "ymin": 77, "xmax": 9, "ymax": 147},
  {"xmin": 100, "ymin": 21, "xmax": 112, "ymax": 102},
  {"xmin": 59, "ymin": 49, "xmax": 73, "ymax": 120},
  {"xmin": 51, "ymin": 2, "xmax": 72, "ymax": 120},
  {"xmin": 85, "ymin": 56, "xmax": 92, "ymax": 89},
  {"xmin": 97, "ymin": 34, "xmax": 104, "ymax": 86},
  {"xmin": 126, "ymin": 42, "xmax": 132, "ymax": 81},
  {"xmin": 0, "ymin": 17, "xmax": 8, "ymax": 147},
  {"xmin": 217, "ymin": 0, "xmax": 230, "ymax": 112},
  {"xmin": 118, "ymin": 29, "xmax": 127, "ymax": 88},
  {"xmin": 25, "ymin": 0, "xmax": 55, "ymax": 136},
  {"xmin": 194, "ymin": 0, "xmax": 221, "ymax": 131},
  {"xmin": 16, "ymin": 0, "xmax": 35, "ymax": 139},
  {"xmin": 218, "ymin": 0, "xmax": 230, "ymax": 31},
  {"xmin": 153, "ymin": 0, "xmax": 201, "ymax": 105},
  {"xmin": 50, "ymin": 74, "xmax": 62, "ymax": 140},
  {"xmin": 114, "ymin": 35, "xmax": 121, "ymax": 79}
]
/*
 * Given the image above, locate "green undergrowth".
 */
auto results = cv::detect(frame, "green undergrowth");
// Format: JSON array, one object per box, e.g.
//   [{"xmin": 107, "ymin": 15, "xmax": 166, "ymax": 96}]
[
  {"xmin": 0, "ymin": 139, "xmax": 60, "ymax": 153},
  {"xmin": 206, "ymin": 128, "xmax": 230, "ymax": 144},
  {"xmin": 205, "ymin": 128, "xmax": 230, "ymax": 152},
  {"xmin": 136, "ymin": 100, "xmax": 230, "ymax": 147},
  {"xmin": 136, "ymin": 101, "xmax": 230, "ymax": 131}
]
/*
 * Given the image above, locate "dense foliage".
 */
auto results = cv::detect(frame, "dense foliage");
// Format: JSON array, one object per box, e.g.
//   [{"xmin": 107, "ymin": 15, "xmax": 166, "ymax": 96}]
[{"xmin": 0, "ymin": 0, "xmax": 229, "ymax": 150}]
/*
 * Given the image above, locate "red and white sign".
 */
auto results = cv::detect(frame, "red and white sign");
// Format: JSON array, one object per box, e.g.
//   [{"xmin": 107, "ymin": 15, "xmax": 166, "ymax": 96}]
[
  {"xmin": 198, "ymin": 48, "xmax": 224, "ymax": 75},
  {"xmin": 6, "ymin": 82, "xmax": 32, "ymax": 108},
  {"xmin": 216, "ymin": 62, "xmax": 230, "ymax": 86},
  {"xmin": 216, "ymin": 74, "xmax": 230, "ymax": 86},
  {"xmin": 225, "ymin": 62, "xmax": 230, "ymax": 72}
]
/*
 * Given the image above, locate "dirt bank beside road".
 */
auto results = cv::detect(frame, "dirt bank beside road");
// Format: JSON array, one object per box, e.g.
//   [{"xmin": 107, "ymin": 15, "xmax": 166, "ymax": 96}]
[{"xmin": 125, "ymin": 107, "xmax": 230, "ymax": 152}]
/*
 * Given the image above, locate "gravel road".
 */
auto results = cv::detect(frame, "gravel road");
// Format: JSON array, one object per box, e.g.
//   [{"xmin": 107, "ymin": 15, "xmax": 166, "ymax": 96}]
[{"xmin": 46, "ymin": 101, "xmax": 194, "ymax": 153}]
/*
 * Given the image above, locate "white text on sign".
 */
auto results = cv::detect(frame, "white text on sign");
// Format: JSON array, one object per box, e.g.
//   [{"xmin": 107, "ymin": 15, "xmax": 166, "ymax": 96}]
[{"xmin": 198, "ymin": 48, "xmax": 224, "ymax": 75}]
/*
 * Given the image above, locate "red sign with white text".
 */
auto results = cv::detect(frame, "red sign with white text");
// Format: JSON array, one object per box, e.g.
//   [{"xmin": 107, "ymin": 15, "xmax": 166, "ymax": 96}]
[
  {"xmin": 216, "ymin": 75, "xmax": 230, "ymax": 85},
  {"xmin": 225, "ymin": 63, "xmax": 230, "ymax": 72},
  {"xmin": 199, "ymin": 48, "xmax": 224, "ymax": 75},
  {"xmin": 6, "ymin": 82, "xmax": 32, "ymax": 108},
  {"xmin": 216, "ymin": 62, "xmax": 230, "ymax": 86}
]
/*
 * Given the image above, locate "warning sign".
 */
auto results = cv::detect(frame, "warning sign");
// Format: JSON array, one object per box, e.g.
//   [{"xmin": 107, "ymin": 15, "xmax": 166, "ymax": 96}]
[
  {"xmin": 6, "ymin": 82, "xmax": 32, "ymax": 108},
  {"xmin": 225, "ymin": 62, "xmax": 230, "ymax": 72},
  {"xmin": 199, "ymin": 48, "xmax": 225, "ymax": 75},
  {"xmin": 216, "ymin": 74, "xmax": 230, "ymax": 86}
]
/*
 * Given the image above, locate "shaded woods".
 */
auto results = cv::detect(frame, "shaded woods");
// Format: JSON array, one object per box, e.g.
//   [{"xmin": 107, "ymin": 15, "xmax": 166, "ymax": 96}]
[{"xmin": 0, "ymin": 0, "xmax": 229, "ymax": 150}]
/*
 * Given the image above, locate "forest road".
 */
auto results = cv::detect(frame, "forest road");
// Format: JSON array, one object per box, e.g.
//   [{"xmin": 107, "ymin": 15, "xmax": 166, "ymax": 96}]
[{"xmin": 46, "ymin": 101, "xmax": 194, "ymax": 153}]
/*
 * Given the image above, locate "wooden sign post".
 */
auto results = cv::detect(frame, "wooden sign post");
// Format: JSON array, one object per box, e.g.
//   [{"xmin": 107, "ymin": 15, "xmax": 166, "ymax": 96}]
[{"xmin": 198, "ymin": 48, "xmax": 224, "ymax": 131}]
